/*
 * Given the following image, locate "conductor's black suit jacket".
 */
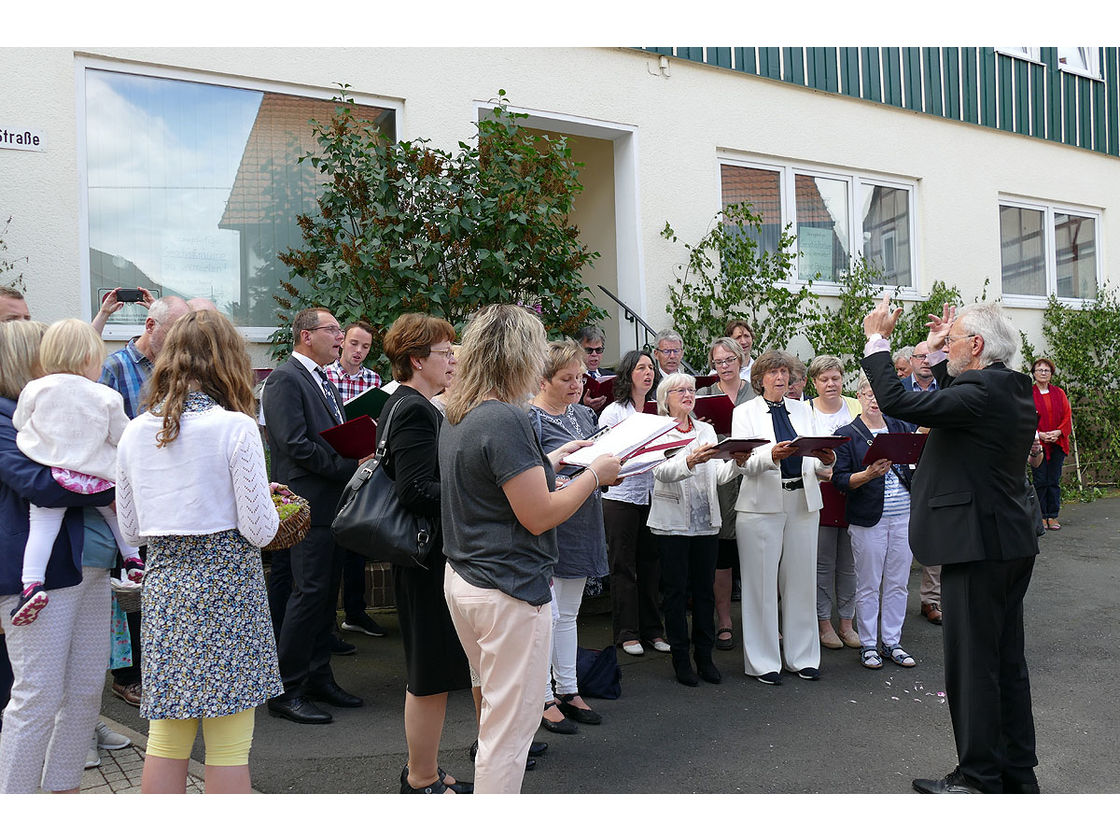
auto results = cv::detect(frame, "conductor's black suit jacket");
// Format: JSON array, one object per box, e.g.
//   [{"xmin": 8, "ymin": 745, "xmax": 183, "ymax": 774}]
[
  {"xmin": 262, "ymin": 355, "xmax": 358, "ymax": 526},
  {"xmin": 861, "ymin": 351, "xmax": 1039, "ymax": 567}
]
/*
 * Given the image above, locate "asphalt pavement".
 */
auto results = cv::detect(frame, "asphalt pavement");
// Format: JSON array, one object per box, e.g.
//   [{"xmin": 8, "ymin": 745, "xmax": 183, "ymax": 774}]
[{"xmin": 100, "ymin": 494, "xmax": 1120, "ymax": 794}]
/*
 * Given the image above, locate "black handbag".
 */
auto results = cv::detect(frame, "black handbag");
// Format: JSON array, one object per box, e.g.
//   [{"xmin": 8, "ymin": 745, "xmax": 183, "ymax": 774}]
[{"xmin": 331, "ymin": 396, "xmax": 435, "ymax": 569}]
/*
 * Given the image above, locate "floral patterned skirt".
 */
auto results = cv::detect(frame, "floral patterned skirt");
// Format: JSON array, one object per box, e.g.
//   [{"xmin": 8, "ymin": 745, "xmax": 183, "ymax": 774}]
[{"xmin": 140, "ymin": 530, "xmax": 283, "ymax": 719}]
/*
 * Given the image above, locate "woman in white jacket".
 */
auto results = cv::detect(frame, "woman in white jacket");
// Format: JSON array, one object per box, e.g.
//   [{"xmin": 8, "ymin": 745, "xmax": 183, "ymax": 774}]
[
  {"xmin": 648, "ymin": 373, "xmax": 739, "ymax": 687},
  {"xmin": 730, "ymin": 350, "xmax": 837, "ymax": 686},
  {"xmin": 115, "ymin": 310, "xmax": 281, "ymax": 794}
]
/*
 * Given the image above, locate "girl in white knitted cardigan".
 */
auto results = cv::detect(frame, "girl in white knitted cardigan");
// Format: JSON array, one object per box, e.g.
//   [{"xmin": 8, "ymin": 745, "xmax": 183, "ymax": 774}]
[{"xmin": 9, "ymin": 318, "xmax": 141, "ymax": 625}]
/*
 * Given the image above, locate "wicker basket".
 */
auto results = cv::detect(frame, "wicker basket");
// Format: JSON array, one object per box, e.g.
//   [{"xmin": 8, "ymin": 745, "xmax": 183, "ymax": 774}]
[
  {"xmin": 113, "ymin": 584, "xmax": 143, "ymax": 614},
  {"xmin": 265, "ymin": 491, "xmax": 311, "ymax": 551}
]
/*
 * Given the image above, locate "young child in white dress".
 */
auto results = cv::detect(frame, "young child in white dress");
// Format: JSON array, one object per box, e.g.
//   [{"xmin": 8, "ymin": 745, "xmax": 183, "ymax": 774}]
[{"xmin": 9, "ymin": 318, "xmax": 142, "ymax": 625}]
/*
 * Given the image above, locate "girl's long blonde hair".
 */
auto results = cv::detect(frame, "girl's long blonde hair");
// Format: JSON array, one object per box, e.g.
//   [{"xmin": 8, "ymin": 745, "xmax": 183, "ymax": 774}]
[
  {"xmin": 444, "ymin": 304, "xmax": 548, "ymax": 425},
  {"xmin": 144, "ymin": 310, "xmax": 257, "ymax": 447}
]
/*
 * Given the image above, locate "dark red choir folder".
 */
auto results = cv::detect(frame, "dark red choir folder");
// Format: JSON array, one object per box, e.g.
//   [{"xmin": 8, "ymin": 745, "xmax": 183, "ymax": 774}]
[
  {"xmin": 320, "ymin": 415, "xmax": 377, "ymax": 460},
  {"xmin": 786, "ymin": 435, "xmax": 849, "ymax": 457},
  {"xmin": 581, "ymin": 374, "xmax": 616, "ymax": 401},
  {"xmin": 862, "ymin": 432, "xmax": 927, "ymax": 465},
  {"xmin": 710, "ymin": 438, "xmax": 770, "ymax": 460}
]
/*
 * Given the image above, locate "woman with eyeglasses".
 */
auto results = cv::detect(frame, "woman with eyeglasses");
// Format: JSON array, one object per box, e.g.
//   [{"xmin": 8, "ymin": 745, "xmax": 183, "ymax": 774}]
[
  {"xmin": 697, "ymin": 337, "xmax": 751, "ymax": 651},
  {"xmin": 598, "ymin": 350, "xmax": 668, "ymax": 657},
  {"xmin": 648, "ymin": 373, "xmax": 740, "ymax": 686},
  {"xmin": 728, "ymin": 350, "xmax": 836, "ymax": 686},
  {"xmin": 1029, "ymin": 358, "xmax": 1071, "ymax": 531}
]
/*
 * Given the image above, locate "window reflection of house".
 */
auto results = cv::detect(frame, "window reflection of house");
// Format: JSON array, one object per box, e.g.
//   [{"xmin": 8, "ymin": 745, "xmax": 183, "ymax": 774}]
[{"xmin": 217, "ymin": 93, "xmax": 395, "ymax": 326}]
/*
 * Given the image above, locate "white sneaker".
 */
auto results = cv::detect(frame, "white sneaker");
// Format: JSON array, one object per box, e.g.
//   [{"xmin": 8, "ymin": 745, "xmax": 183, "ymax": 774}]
[
  {"xmin": 85, "ymin": 739, "xmax": 102, "ymax": 770},
  {"xmin": 95, "ymin": 721, "xmax": 131, "ymax": 750},
  {"xmin": 621, "ymin": 640, "xmax": 644, "ymax": 656},
  {"xmin": 649, "ymin": 638, "xmax": 671, "ymax": 653}
]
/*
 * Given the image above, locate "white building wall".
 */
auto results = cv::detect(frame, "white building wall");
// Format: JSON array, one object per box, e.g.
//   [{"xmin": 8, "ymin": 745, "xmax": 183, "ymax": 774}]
[{"xmin": 3, "ymin": 46, "xmax": 1117, "ymax": 363}]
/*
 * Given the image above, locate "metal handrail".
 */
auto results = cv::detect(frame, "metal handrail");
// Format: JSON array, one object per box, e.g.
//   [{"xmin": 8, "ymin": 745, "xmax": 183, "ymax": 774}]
[{"xmin": 597, "ymin": 284, "xmax": 697, "ymax": 375}]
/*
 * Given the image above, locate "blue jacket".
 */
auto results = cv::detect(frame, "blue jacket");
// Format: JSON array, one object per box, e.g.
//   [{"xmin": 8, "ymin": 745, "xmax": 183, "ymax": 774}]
[
  {"xmin": 831, "ymin": 414, "xmax": 917, "ymax": 528},
  {"xmin": 0, "ymin": 396, "xmax": 115, "ymax": 596}
]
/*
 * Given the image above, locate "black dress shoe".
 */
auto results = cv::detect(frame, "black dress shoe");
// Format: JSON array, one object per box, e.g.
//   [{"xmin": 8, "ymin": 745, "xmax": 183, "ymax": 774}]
[
  {"xmin": 305, "ymin": 680, "xmax": 364, "ymax": 708},
  {"xmin": 469, "ymin": 740, "xmax": 538, "ymax": 769},
  {"xmin": 556, "ymin": 693, "xmax": 602, "ymax": 725},
  {"xmin": 267, "ymin": 694, "xmax": 333, "ymax": 724},
  {"xmin": 329, "ymin": 633, "xmax": 357, "ymax": 656},
  {"xmin": 912, "ymin": 768, "xmax": 982, "ymax": 794},
  {"xmin": 528, "ymin": 741, "xmax": 549, "ymax": 757},
  {"xmin": 696, "ymin": 658, "xmax": 722, "ymax": 684},
  {"xmin": 1002, "ymin": 777, "xmax": 1041, "ymax": 794}
]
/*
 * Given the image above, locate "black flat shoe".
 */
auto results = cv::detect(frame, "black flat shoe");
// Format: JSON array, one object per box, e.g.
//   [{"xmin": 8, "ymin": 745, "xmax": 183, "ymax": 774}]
[
  {"xmin": 541, "ymin": 701, "xmax": 578, "ymax": 734},
  {"xmin": 267, "ymin": 694, "xmax": 333, "ymax": 724},
  {"xmin": 672, "ymin": 653, "xmax": 699, "ymax": 686},
  {"xmin": 400, "ymin": 773, "xmax": 449, "ymax": 794},
  {"xmin": 305, "ymin": 680, "xmax": 364, "ymax": 708},
  {"xmin": 556, "ymin": 693, "xmax": 602, "ymax": 725},
  {"xmin": 401, "ymin": 764, "xmax": 473, "ymax": 794},
  {"xmin": 755, "ymin": 672, "xmax": 782, "ymax": 686},
  {"xmin": 469, "ymin": 740, "xmax": 541, "ymax": 769}
]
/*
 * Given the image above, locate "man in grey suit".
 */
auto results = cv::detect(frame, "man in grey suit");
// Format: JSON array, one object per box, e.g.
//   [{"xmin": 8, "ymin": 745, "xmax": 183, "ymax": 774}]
[
  {"xmin": 263, "ymin": 307, "xmax": 366, "ymax": 724},
  {"xmin": 861, "ymin": 295, "xmax": 1040, "ymax": 794}
]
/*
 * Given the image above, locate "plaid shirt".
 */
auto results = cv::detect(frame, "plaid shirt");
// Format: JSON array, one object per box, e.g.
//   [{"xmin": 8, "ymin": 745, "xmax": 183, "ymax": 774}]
[
  {"xmin": 100, "ymin": 338, "xmax": 153, "ymax": 419},
  {"xmin": 323, "ymin": 360, "xmax": 382, "ymax": 403}
]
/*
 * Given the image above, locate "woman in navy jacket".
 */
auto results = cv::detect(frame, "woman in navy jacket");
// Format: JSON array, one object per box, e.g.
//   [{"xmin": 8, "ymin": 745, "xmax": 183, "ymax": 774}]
[
  {"xmin": 0, "ymin": 319, "xmax": 115, "ymax": 793},
  {"xmin": 831, "ymin": 373, "xmax": 918, "ymax": 670}
]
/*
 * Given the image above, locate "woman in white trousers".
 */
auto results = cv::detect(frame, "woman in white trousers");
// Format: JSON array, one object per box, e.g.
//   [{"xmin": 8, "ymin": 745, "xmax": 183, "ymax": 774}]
[{"xmin": 729, "ymin": 351, "xmax": 836, "ymax": 686}]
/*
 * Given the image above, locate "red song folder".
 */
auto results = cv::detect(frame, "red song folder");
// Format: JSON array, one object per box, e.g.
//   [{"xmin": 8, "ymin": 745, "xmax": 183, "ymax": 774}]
[
  {"xmin": 320, "ymin": 415, "xmax": 377, "ymax": 460},
  {"xmin": 861, "ymin": 432, "xmax": 927, "ymax": 466}
]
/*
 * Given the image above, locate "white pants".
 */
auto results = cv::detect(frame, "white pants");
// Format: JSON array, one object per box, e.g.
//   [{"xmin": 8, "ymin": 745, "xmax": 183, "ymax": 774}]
[
  {"xmin": 444, "ymin": 566, "xmax": 551, "ymax": 794},
  {"xmin": 544, "ymin": 576, "xmax": 586, "ymax": 698},
  {"xmin": 24, "ymin": 504, "xmax": 136, "ymax": 586},
  {"xmin": 0, "ymin": 568, "xmax": 110, "ymax": 793},
  {"xmin": 849, "ymin": 513, "xmax": 912, "ymax": 649},
  {"xmin": 735, "ymin": 492, "xmax": 821, "ymax": 676}
]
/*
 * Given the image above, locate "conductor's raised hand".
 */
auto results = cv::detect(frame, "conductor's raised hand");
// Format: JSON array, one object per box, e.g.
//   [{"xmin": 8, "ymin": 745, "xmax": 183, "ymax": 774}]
[
  {"xmin": 862, "ymin": 291, "xmax": 903, "ymax": 339},
  {"xmin": 925, "ymin": 303, "xmax": 956, "ymax": 352}
]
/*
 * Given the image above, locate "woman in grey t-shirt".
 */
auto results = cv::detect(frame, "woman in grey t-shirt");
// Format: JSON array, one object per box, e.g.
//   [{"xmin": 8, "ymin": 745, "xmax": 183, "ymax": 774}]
[{"xmin": 438, "ymin": 305, "xmax": 620, "ymax": 795}]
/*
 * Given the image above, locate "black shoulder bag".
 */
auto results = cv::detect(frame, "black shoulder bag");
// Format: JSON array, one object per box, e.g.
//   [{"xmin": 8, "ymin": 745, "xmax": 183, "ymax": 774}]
[{"xmin": 331, "ymin": 396, "xmax": 435, "ymax": 569}]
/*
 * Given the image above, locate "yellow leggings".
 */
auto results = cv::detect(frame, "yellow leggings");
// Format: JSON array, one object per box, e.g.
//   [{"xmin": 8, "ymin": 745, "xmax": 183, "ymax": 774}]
[{"xmin": 145, "ymin": 709, "xmax": 255, "ymax": 766}]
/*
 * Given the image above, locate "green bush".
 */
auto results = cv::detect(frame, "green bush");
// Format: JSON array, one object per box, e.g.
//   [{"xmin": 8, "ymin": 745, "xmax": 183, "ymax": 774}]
[{"xmin": 273, "ymin": 89, "xmax": 605, "ymax": 365}]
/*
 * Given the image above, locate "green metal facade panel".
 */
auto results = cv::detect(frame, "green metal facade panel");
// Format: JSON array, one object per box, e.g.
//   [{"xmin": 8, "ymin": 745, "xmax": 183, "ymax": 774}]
[
  {"xmin": 638, "ymin": 47, "xmax": 1120, "ymax": 158},
  {"xmin": 1106, "ymin": 48, "xmax": 1120, "ymax": 156},
  {"xmin": 840, "ymin": 48, "xmax": 860, "ymax": 96},
  {"xmin": 942, "ymin": 48, "xmax": 960, "ymax": 120}
]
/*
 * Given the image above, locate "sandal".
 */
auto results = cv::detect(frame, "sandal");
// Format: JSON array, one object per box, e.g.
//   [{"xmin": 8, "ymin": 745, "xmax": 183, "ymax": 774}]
[
  {"xmin": 1049, "ymin": 521, "xmax": 1061, "ymax": 531},
  {"xmin": 715, "ymin": 627, "xmax": 734, "ymax": 650},
  {"xmin": 860, "ymin": 647, "xmax": 883, "ymax": 670},
  {"xmin": 885, "ymin": 646, "xmax": 916, "ymax": 667}
]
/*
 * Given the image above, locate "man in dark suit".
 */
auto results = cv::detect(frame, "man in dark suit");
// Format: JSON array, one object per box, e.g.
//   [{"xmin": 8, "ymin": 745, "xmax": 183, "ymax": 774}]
[
  {"xmin": 861, "ymin": 294, "xmax": 1040, "ymax": 794},
  {"xmin": 263, "ymin": 307, "xmax": 366, "ymax": 724}
]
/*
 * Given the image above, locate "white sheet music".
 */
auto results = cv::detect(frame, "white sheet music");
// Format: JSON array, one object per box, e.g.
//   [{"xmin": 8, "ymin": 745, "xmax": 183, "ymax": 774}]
[{"xmin": 561, "ymin": 413, "xmax": 678, "ymax": 468}]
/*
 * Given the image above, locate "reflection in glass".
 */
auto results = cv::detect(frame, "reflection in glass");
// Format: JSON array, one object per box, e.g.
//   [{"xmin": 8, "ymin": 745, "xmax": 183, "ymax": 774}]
[
  {"xmin": 861, "ymin": 184, "xmax": 911, "ymax": 287},
  {"xmin": 1054, "ymin": 212, "xmax": 1097, "ymax": 300},
  {"xmin": 720, "ymin": 164, "xmax": 782, "ymax": 256},
  {"xmin": 85, "ymin": 69, "xmax": 394, "ymax": 329},
  {"xmin": 999, "ymin": 205, "xmax": 1046, "ymax": 297},
  {"xmin": 795, "ymin": 174, "xmax": 849, "ymax": 283}
]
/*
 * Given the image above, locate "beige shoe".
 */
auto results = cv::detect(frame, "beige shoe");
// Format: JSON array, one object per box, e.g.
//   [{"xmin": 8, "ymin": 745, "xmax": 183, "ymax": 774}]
[
  {"xmin": 819, "ymin": 627, "xmax": 843, "ymax": 650},
  {"xmin": 838, "ymin": 627, "xmax": 862, "ymax": 648}
]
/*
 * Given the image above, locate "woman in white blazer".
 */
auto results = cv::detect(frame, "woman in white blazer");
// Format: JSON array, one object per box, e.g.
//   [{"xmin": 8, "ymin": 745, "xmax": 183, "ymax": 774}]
[
  {"xmin": 730, "ymin": 350, "xmax": 837, "ymax": 686},
  {"xmin": 647, "ymin": 373, "xmax": 740, "ymax": 687}
]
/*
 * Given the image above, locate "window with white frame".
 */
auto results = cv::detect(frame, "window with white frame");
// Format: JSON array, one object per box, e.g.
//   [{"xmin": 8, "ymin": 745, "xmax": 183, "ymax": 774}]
[
  {"xmin": 999, "ymin": 199, "xmax": 1099, "ymax": 301},
  {"xmin": 80, "ymin": 65, "xmax": 396, "ymax": 339},
  {"xmin": 1056, "ymin": 47, "xmax": 1101, "ymax": 78},
  {"xmin": 720, "ymin": 160, "xmax": 915, "ymax": 287}
]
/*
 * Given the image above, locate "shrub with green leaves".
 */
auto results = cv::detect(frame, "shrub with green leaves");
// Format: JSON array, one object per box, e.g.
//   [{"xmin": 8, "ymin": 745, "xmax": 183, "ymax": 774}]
[{"xmin": 273, "ymin": 90, "xmax": 605, "ymax": 365}]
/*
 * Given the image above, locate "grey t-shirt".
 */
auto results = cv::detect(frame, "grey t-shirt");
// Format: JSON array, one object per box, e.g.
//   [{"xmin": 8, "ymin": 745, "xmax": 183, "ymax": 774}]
[{"xmin": 439, "ymin": 400, "xmax": 557, "ymax": 606}]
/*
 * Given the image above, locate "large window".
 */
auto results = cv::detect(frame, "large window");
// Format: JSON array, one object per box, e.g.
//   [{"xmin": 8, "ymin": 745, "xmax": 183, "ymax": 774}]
[
  {"xmin": 719, "ymin": 160, "xmax": 915, "ymax": 288},
  {"xmin": 81, "ymin": 65, "xmax": 395, "ymax": 339},
  {"xmin": 1000, "ymin": 199, "xmax": 1099, "ymax": 301}
]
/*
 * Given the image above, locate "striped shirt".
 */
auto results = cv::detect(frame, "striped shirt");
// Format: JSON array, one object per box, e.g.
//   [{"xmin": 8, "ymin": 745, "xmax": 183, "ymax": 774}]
[
  {"xmin": 323, "ymin": 360, "xmax": 382, "ymax": 403},
  {"xmin": 100, "ymin": 338, "xmax": 153, "ymax": 420}
]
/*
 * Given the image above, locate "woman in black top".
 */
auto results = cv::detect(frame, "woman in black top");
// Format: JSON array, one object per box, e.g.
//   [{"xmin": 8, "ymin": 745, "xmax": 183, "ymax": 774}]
[{"xmin": 378, "ymin": 313, "xmax": 472, "ymax": 794}]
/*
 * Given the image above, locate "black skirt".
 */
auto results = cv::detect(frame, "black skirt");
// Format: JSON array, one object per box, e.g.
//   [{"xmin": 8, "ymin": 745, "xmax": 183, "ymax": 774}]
[{"xmin": 392, "ymin": 555, "xmax": 472, "ymax": 696}]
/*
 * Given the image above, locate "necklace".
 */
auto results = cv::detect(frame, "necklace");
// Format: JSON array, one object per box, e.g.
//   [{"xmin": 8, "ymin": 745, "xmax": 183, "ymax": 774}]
[{"xmin": 535, "ymin": 403, "xmax": 584, "ymax": 439}]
